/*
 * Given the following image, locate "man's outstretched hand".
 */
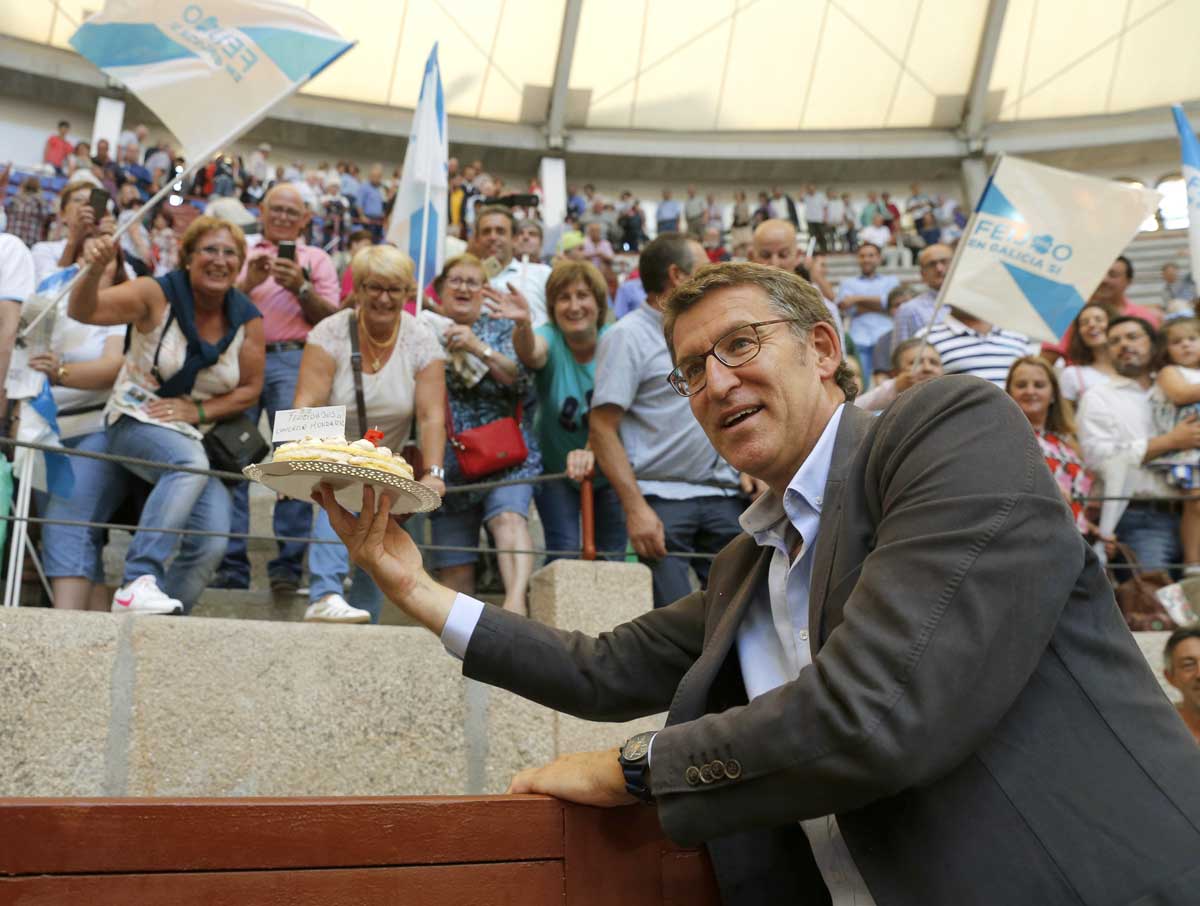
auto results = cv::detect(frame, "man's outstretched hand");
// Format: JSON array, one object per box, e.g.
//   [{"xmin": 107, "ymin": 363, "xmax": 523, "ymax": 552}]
[
  {"xmin": 312, "ymin": 483, "xmax": 456, "ymax": 631},
  {"xmin": 507, "ymin": 749, "xmax": 637, "ymax": 808}
]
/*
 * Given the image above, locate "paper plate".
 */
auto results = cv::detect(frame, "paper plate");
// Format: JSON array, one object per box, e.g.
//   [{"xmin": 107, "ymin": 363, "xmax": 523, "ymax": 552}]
[{"xmin": 244, "ymin": 460, "xmax": 442, "ymax": 514}]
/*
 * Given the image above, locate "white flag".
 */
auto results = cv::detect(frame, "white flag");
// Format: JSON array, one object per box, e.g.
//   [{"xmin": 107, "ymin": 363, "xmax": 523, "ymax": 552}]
[
  {"xmin": 1172, "ymin": 104, "xmax": 1200, "ymax": 284},
  {"xmin": 69, "ymin": 0, "xmax": 354, "ymax": 162},
  {"xmin": 387, "ymin": 44, "xmax": 448, "ymax": 295},
  {"xmin": 942, "ymin": 156, "xmax": 1160, "ymax": 342}
]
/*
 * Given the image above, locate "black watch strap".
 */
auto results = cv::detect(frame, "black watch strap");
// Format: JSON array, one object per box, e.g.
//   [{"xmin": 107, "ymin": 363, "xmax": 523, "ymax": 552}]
[{"xmin": 619, "ymin": 731, "xmax": 656, "ymax": 804}]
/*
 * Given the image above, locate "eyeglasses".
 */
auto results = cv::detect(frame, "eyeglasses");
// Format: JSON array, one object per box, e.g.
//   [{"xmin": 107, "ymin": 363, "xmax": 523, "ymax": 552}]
[
  {"xmin": 667, "ymin": 319, "xmax": 800, "ymax": 397},
  {"xmin": 197, "ymin": 245, "xmax": 241, "ymax": 260},
  {"xmin": 362, "ymin": 282, "xmax": 410, "ymax": 298},
  {"xmin": 446, "ymin": 276, "xmax": 483, "ymax": 291}
]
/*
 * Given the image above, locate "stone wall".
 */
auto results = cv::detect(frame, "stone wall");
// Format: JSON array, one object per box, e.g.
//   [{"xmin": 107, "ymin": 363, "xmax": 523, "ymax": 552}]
[
  {"xmin": 0, "ymin": 559, "xmax": 663, "ymax": 798},
  {"xmin": 0, "ymin": 563, "xmax": 1183, "ymax": 798}
]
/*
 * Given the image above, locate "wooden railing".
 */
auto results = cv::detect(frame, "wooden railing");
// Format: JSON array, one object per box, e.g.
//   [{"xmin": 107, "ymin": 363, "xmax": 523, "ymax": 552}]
[{"xmin": 0, "ymin": 796, "xmax": 719, "ymax": 905}]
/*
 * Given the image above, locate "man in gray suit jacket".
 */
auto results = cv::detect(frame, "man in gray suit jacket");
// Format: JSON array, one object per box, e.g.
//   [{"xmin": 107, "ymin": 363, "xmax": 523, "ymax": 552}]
[{"xmin": 315, "ymin": 262, "xmax": 1200, "ymax": 905}]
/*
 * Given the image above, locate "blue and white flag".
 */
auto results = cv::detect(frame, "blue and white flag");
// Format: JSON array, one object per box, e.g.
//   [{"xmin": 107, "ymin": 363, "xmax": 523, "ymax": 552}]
[
  {"xmin": 941, "ymin": 156, "xmax": 1160, "ymax": 342},
  {"xmin": 69, "ymin": 1, "xmax": 354, "ymax": 161},
  {"xmin": 387, "ymin": 44, "xmax": 448, "ymax": 296},
  {"xmin": 17, "ymin": 379, "xmax": 74, "ymax": 498},
  {"xmin": 1172, "ymin": 104, "xmax": 1200, "ymax": 282}
]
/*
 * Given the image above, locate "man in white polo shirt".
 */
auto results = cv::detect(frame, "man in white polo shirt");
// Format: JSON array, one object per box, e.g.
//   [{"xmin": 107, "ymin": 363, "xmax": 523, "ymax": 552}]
[
  {"xmin": 476, "ymin": 205, "xmax": 550, "ymax": 326},
  {"xmin": 0, "ymin": 234, "xmax": 35, "ymax": 423}
]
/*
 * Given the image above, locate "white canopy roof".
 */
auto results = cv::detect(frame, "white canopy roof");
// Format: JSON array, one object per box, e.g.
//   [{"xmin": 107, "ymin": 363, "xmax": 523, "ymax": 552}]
[{"xmin": 5, "ymin": 0, "xmax": 1199, "ymax": 133}]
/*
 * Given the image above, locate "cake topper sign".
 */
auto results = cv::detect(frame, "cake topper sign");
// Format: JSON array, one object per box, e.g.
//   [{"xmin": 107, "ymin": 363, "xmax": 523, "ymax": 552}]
[{"xmin": 273, "ymin": 406, "xmax": 347, "ymax": 443}]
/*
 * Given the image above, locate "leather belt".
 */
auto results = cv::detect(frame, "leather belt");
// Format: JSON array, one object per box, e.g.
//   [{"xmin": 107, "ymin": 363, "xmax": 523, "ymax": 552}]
[{"xmin": 266, "ymin": 341, "xmax": 305, "ymax": 354}]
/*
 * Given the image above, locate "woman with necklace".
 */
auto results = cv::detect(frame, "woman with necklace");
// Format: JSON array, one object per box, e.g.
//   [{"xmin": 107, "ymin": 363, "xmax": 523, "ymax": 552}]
[
  {"xmin": 293, "ymin": 245, "xmax": 447, "ymax": 623},
  {"xmin": 485, "ymin": 259, "xmax": 625, "ymax": 562}
]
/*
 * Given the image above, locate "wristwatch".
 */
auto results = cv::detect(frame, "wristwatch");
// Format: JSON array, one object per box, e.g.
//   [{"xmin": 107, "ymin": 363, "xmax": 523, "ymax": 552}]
[
  {"xmin": 480, "ymin": 345, "xmax": 494, "ymax": 361},
  {"xmin": 618, "ymin": 731, "xmax": 657, "ymax": 804},
  {"xmin": 297, "ymin": 279, "xmax": 313, "ymax": 299},
  {"xmin": 425, "ymin": 464, "xmax": 446, "ymax": 480}
]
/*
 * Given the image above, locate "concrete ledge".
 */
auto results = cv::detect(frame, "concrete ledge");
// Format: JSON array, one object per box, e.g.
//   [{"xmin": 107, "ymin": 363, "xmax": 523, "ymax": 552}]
[{"xmin": 0, "ymin": 560, "xmax": 660, "ymax": 797}]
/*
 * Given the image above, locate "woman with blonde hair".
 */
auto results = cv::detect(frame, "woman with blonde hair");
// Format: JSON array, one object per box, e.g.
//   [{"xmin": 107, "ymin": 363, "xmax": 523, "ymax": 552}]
[{"xmin": 293, "ymin": 244, "xmax": 447, "ymax": 623}]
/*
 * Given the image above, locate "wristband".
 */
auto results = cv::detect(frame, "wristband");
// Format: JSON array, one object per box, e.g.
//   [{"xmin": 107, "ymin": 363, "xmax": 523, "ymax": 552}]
[
  {"xmin": 425, "ymin": 464, "xmax": 446, "ymax": 480},
  {"xmin": 55, "ymin": 365, "xmax": 69, "ymax": 386},
  {"xmin": 195, "ymin": 400, "xmax": 207, "ymax": 425}
]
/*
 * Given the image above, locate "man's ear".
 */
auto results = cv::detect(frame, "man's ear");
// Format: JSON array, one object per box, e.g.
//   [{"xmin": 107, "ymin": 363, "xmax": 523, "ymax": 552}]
[{"xmin": 810, "ymin": 321, "xmax": 841, "ymax": 378}]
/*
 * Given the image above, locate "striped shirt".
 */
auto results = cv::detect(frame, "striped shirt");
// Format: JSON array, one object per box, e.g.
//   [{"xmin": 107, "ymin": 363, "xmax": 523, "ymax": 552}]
[{"xmin": 917, "ymin": 316, "xmax": 1036, "ymax": 387}]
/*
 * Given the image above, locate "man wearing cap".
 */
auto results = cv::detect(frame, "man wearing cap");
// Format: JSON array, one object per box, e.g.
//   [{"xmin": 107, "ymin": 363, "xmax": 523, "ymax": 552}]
[{"xmin": 214, "ymin": 183, "xmax": 341, "ymax": 598}]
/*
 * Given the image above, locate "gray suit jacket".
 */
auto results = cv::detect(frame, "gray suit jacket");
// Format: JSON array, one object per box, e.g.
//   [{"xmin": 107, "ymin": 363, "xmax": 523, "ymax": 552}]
[{"xmin": 464, "ymin": 376, "xmax": 1200, "ymax": 905}]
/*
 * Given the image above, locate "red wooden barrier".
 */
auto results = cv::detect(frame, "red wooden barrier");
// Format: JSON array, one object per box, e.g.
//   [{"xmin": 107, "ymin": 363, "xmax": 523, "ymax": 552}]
[{"xmin": 0, "ymin": 795, "xmax": 719, "ymax": 905}]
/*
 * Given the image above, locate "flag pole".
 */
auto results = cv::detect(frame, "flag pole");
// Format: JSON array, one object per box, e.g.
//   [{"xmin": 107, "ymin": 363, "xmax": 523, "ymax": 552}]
[
  {"xmin": 909, "ymin": 154, "xmax": 1004, "ymax": 375},
  {"xmin": 20, "ymin": 150, "xmax": 217, "ymax": 340},
  {"xmin": 415, "ymin": 180, "xmax": 432, "ymax": 314}
]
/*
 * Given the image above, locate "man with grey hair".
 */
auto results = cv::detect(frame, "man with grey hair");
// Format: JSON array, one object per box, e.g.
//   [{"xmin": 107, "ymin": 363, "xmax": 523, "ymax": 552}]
[
  {"xmin": 318, "ymin": 255, "xmax": 1200, "ymax": 903},
  {"xmin": 214, "ymin": 184, "xmax": 343, "ymax": 604}
]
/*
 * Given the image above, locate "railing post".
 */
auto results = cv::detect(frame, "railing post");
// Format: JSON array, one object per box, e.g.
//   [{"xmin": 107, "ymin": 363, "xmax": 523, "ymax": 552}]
[{"xmin": 580, "ymin": 475, "xmax": 596, "ymax": 561}]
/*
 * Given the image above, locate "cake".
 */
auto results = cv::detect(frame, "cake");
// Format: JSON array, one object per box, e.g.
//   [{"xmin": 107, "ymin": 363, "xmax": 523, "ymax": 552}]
[{"xmin": 274, "ymin": 430, "xmax": 414, "ymax": 480}]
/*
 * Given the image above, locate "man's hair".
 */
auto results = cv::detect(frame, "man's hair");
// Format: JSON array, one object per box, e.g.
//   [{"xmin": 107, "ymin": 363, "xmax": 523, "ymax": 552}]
[
  {"xmin": 887, "ymin": 283, "xmax": 916, "ymax": 309},
  {"xmin": 638, "ymin": 232, "xmax": 696, "ymax": 295},
  {"xmin": 57, "ymin": 120, "xmax": 69, "ymax": 129},
  {"xmin": 858, "ymin": 242, "xmax": 881, "ymax": 254},
  {"xmin": 1107, "ymin": 314, "xmax": 1157, "ymax": 344},
  {"xmin": 1066, "ymin": 301, "xmax": 1118, "ymax": 366},
  {"xmin": 179, "ymin": 215, "xmax": 247, "ymax": 269},
  {"xmin": 347, "ymin": 228, "xmax": 375, "ymax": 247},
  {"xmin": 890, "ymin": 337, "xmax": 939, "ymax": 372},
  {"xmin": 1116, "ymin": 255, "xmax": 1134, "ymax": 282},
  {"xmin": 545, "ymin": 260, "xmax": 608, "ymax": 330},
  {"xmin": 1165, "ymin": 625, "xmax": 1200, "ymax": 665},
  {"xmin": 662, "ymin": 261, "xmax": 858, "ymax": 400},
  {"xmin": 517, "ymin": 218, "xmax": 543, "ymax": 238},
  {"xmin": 476, "ymin": 204, "xmax": 515, "ymax": 233}
]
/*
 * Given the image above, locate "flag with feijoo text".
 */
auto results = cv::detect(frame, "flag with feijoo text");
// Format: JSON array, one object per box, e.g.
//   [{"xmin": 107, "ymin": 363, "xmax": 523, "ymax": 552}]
[
  {"xmin": 69, "ymin": 0, "xmax": 354, "ymax": 161},
  {"xmin": 941, "ymin": 155, "xmax": 1160, "ymax": 342},
  {"xmin": 387, "ymin": 43, "xmax": 448, "ymax": 293},
  {"xmin": 1171, "ymin": 104, "xmax": 1200, "ymax": 285}
]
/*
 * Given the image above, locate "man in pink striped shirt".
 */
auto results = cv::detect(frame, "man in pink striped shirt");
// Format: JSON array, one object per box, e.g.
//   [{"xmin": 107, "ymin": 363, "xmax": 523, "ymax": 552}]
[{"xmin": 215, "ymin": 184, "xmax": 340, "ymax": 592}]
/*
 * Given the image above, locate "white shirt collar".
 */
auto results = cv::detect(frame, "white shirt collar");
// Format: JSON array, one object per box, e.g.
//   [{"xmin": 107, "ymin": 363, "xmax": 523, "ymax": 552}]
[{"xmin": 739, "ymin": 404, "xmax": 845, "ymax": 542}]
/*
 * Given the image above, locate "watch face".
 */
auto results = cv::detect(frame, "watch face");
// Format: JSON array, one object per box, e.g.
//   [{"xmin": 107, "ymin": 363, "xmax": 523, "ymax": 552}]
[{"xmin": 623, "ymin": 732, "xmax": 651, "ymax": 760}]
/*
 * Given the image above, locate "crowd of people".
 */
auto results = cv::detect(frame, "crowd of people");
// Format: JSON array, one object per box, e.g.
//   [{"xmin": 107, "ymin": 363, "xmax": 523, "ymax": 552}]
[{"xmin": 0, "ymin": 118, "xmax": 1197, "ymax": 641}]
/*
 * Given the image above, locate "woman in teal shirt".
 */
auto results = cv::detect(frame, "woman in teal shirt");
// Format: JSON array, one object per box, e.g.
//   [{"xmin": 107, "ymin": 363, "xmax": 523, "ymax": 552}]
[{"xmin": 485, "ymin": 260, "xmax": 626, "ymax": 560}]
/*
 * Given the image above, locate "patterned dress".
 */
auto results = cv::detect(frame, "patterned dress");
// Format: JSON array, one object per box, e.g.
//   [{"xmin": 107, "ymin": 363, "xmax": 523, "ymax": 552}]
[
  {"xmin": 1037, "ymin": 430, "xmax": 1092, "ymax": 533},
  {"xmin": 442, "ymin": 315, "xmax": 542, "ymax": 513}
]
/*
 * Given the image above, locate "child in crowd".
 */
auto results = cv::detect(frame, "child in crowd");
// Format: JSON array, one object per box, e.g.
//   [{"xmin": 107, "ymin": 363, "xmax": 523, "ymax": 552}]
[
  {"xmin": 854, "ymin": 338, "xmax": 943, "ymax": 412},
  {"xmin": 1151, "ymin": 316, "xmax": 1200, "ymax": 573}
]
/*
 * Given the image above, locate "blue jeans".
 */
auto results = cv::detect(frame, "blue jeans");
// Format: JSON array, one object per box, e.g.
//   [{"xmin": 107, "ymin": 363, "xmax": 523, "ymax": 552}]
[
  {"xmin": 220, "ymin": 347, "xmax": 313, "ymax": 583},
  {"xmin": 643, "ymin": 494, "xmax": 745, "ymax": 608},
  {"xmin": 308, "ymin": 508, "xmax": 385, "ymax": 623},
  {"xmin": 534, "ymin": 479, "xmax": 627, "ymax": 563},
  {"xmin": 1115, "ymin": 505, "xmax": 1181, "ymax": 577},
  {"xmin": 106, "ymin": 416, "xmax": 231, "ymax": 611},
  {"xmin": 38, "ymin": 431, "xmax": 117, "ymax": 582}
]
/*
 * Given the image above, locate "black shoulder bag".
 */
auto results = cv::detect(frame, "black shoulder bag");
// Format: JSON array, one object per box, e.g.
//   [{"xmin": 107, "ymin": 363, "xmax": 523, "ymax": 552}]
[{"xmin": 152, "ymin": 307, "xmax": 268, "ymax": 479}]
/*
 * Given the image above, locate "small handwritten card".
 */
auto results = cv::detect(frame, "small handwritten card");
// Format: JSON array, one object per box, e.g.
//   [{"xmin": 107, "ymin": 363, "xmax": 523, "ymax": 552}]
[{"xmin": 273, "ymin": 406, "xmax": 346, "ymax": 443}]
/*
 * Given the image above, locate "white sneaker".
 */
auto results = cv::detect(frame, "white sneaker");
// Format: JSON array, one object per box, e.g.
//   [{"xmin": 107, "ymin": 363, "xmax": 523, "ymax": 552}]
[
  {"xmin": 304, "ymin": 593, "xmax": 371, "ymax": 624},
  {"xmin": 111, "ymin": 575, "xmax": 183, "ymax": 615}
]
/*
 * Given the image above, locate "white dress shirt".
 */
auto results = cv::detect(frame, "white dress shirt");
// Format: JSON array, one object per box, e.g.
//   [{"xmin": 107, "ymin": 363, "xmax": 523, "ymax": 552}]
[
  {"xmin": 1077, "ymin": 375, "xmax": 1176, "ymax": 500},
  {"xmin": 491, "ymin": 257, "xmax": 551, "ymax": 328},
  {"xmin": 440, "ymin": 403, "xmax": 874, "ymax": 905}
]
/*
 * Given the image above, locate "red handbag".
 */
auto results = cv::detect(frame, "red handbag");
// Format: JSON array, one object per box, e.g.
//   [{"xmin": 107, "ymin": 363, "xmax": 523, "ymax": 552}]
[{"xmin": 445, "ymin": 395, "xmax": 528, "ymax": 480}]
